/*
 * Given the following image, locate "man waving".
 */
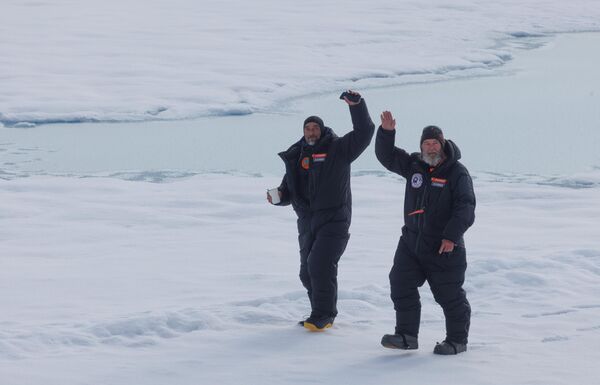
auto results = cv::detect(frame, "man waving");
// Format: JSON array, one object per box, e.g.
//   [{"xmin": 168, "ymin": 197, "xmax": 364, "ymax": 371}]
[{"xmin": 376, "ymin": 111, "xmax": 475, "ymax": 354}]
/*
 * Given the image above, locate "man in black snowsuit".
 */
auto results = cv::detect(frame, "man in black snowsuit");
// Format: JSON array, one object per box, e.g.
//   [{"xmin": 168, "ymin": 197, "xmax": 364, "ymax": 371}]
[
  {"xmin": 267, "ymin": 90, "xmax": 375, "ymax": 331},
  {"xmin": 375, "ymin": 111, "xmax": 475, "ymax": 354}
]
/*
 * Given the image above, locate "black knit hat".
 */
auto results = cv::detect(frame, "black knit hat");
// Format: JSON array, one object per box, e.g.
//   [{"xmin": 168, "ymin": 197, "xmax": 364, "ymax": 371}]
[
  {"xmin": 303, "ymin": 116, "xmax": 324, "ymax": 131},
  {"xmin": 420, "ymin": 125, "xmax": 445, "ymax": 146}
]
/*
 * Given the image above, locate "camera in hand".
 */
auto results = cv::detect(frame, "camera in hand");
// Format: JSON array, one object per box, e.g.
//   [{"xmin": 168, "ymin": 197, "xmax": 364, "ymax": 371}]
[{"xmin": 339, "ymin": 91, "xmax": 361, "ymax": 103}]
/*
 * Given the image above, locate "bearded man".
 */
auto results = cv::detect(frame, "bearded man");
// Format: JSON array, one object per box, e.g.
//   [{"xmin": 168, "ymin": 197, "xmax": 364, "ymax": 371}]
[
  {"xmin": 375, "ymin": 111, "xmax": 475, "ymax": 355},
  {"xmin": 268, "ymin": 91, "xmax": 375, "ymax": 331}
]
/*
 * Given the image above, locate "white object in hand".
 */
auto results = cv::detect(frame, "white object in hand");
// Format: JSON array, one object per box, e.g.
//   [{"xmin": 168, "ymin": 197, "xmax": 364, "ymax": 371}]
[{"xmin": 268, "ymin": 188, "xmax": 281, "ymax": 204}]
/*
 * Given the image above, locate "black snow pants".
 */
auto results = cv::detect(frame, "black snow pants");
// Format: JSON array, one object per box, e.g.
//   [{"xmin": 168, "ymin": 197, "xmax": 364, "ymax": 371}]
[
  {"xmin": 297, "ymin": 206, "xmax": 350, "ymax": 318},
  {"xmin": 390, "ymin": 230, "xmax": 471, "ymax": 344}
]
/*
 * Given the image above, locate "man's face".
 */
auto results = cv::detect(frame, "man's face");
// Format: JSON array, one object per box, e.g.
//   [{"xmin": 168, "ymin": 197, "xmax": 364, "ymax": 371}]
[
  {"xmin": 304, "ymin": 122, "xmax": 321, "ymax": 146},
  {"xmin": 421, "ymin": 139, "xmax": 443, "ymax": 166}
]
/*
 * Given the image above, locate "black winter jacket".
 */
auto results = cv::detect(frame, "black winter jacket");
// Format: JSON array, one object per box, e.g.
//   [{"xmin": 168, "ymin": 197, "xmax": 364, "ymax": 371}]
[
  {"xmin": 375, "ymin": 127, "xmax": 475, "ymax": 250},
  {"xmin": 277, "ymin": 102, "xmax": 375, "ymax": 215}
]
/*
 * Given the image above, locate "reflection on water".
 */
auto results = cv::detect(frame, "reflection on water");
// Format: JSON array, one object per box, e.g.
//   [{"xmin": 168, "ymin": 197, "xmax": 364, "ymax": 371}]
[{"xmin": 1, "ymin": 33, "xmax": 599, "ymax": 178}]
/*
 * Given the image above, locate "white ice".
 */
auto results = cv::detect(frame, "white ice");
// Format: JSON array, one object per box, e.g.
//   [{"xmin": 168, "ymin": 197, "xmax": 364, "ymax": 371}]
[
  {"xmin": 1, "ymin": 173, "xmax": 599, "ymax": 384},
  {"xmin": 2, "ymin": 1, "xmax": 600, "ymax": 384},
  {"xmin": 1, "ymin": 0, "xmax": 600, "ymax": 126}
]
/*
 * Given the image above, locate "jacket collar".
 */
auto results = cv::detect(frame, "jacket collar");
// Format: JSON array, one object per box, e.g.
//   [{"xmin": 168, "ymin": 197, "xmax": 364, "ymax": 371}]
[
  {"xmin": 412, "ymin": 139, "xmax": 462, "ymax": 174},
  {"xmin": 279, "ymin": 126, "xmax": 337, "ymax": 163}
]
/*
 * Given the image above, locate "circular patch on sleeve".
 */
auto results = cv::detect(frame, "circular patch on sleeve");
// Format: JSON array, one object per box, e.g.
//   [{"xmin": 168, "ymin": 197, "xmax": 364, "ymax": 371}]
[
  {"xmin": 301, "ymin": 157, "xmax": 310, "ymax": 170},
  {"xmin": 411, "ymin": 173, "xmax": 423, "ymax": 188}
]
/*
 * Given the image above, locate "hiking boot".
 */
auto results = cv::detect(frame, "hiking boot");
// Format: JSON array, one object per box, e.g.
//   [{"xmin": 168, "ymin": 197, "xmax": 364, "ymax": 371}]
[
  {"xmin": 381, "ymin": 333, "xmax": 418, "ymax": 350},
  {"xmin": 433, "ymin": 340, "xmax": 467, "ymax": 355},
  {"xmin": 303, "ymin": 315, "xmax": 334, "ymax": 331}
]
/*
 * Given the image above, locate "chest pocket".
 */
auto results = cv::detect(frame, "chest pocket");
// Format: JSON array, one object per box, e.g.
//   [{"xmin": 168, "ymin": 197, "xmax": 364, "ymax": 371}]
[
  {"xmin": 312, "ymin": 153, "xmax": 327, "ymax": 165},
  {"xmin": 427, "ymin": 177, "xmax": 452, "ymax": 218},
  {"xmin": 310, "ymin": 153, "xmax": 327, "ymax": 176},
  {"xmin": 307, "ymin": 153, "xmax": 327, "ymax": 198}
]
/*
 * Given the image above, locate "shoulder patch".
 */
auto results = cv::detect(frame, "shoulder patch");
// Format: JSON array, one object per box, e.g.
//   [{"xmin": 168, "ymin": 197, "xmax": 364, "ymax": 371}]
[
  {"xmin": 301, "ymin": 157, "xmax": 310, "ymax": 170},
  {"xmin": 411, "ymin": 173, "xmax": 423, "ymax": 188}
]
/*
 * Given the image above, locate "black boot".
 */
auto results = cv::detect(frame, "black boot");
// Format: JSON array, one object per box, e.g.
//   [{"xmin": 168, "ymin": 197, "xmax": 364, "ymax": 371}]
[
  {"xmin": 433, "ymin": 340, "xmax": 467, "ymax": 355},
  {"xmin": 381, "ymin": 333, "xmax": 418, "ymax": 350}
]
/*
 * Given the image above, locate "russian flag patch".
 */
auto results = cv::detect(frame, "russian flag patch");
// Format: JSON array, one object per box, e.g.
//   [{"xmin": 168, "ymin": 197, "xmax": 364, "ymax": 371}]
[
  {"xmin": 431, "ymin": 177, "xmax": 447, "ymax": 188},
  {"xmin": 312, "ymin": 153, "xmax": 327, "ymax": 163}
]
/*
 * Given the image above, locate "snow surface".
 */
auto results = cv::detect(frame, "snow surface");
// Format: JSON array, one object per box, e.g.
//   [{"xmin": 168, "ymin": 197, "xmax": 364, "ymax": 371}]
[
  {"xmin": 1, "ymin": 0, "xmax": 600, "ymax": 126},
  {"xmin": 1, "ymin": 172, "xmax": 599, "ymax": 384},
  {"xmin": 2, "ymin": 1, "xmax": 600, "ymax": 383}
]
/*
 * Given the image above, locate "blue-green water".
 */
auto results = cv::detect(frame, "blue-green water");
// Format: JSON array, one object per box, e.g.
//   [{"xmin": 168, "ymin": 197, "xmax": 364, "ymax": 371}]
[{"xmin": 1, "ymin": 32, "xmax": 599, "ymax": 178}]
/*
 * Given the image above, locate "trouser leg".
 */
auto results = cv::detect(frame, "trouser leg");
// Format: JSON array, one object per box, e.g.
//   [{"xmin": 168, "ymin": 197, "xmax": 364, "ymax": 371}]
[
  {"xmin": 389, "ymin": 237, "xmax": 426, "ymax": 337},
  {"xmin": 425, "ymin": 247, "xmax": 471, "ymax": 344},
  {"xmin": 298, "ymin": 229, "xmax": 314, "ymax": 307},
  {"xmin": 306, "ymin": 223, "xmax": 349, "ymax": 318}
]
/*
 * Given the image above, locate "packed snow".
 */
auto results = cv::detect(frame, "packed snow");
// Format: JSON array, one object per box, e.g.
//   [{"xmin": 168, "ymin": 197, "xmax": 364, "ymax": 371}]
[
  {"xmin": 2, "ymin": 1, "xmax": 600, "ymax": 384},
  {"xmin": 1, "ymin": 172, "xmax": 599, "ymax": 384},
  {"xmin": 1, "ymin": 0, "xmax": 600, "ymax": 126}
]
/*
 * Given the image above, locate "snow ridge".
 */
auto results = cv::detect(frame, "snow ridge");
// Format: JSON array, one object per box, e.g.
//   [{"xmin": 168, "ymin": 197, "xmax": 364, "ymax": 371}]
[{"xmin": 2, "ymin": 0, "xmax": 600, "ymax": 126}]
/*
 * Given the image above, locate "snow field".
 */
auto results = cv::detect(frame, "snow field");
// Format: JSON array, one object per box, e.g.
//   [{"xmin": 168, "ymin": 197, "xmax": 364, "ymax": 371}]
[{"xmin": 1, "ymin": 172, "xmax": 599, "ymax": 384}]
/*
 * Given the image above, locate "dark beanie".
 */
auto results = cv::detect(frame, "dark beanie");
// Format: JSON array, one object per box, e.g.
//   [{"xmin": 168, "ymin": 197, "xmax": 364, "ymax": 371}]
[
  {"xmin": 303, "ymin": 116, "xmax": 324, "ymax": 131},
  {"xmin": 420, "ymin": 125, "xmax": 445, "ymax": 146}
]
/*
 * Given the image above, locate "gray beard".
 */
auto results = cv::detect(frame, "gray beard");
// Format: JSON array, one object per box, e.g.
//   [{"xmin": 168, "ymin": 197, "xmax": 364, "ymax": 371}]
[
  {"xmin": 421, "ymin": 152, "xmax": 443, "ymax": 167},
  {"xmin": 306, "ymin": 139, "xmax": 317, "ymax": 146}
]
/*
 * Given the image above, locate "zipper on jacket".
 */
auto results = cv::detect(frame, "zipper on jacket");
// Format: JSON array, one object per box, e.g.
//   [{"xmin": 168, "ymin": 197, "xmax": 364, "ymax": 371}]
[{"xmin": 414, "ymin": 178, "xmax": 430, "ymax": 256}]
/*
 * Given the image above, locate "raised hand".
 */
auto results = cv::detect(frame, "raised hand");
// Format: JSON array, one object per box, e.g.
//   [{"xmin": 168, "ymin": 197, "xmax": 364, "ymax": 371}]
[
  {"xmin": 342, "ymin": 90, "xmax": 362, "ymax": 106},
  {"xmin": 380, "ymin": 111, "xmax": 396, "ymax": 131}
]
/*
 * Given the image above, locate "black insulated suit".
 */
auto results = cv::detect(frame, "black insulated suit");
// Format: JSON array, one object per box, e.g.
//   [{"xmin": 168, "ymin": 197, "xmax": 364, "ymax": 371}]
[
  {"xmin": 276, "ymin": 102, "xmax": 375, "ymax": 318},
  {"xmin": 375, "ymin": 127, "xmax": 475, "ymax": 344}
]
